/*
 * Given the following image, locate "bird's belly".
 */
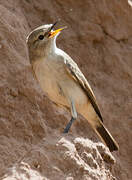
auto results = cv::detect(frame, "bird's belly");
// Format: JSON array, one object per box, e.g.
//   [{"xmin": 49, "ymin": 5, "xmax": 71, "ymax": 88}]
[
  {"xmin": 60, "ymin": 79, "xmax": 88, "ymax": 109},
  {"xmin": 33, "ymin": 60, "xmax": 88, "ymax": 109},
  {"xmin": 34, "ymin": 61, "xmax": 69, "ymax": 106}
]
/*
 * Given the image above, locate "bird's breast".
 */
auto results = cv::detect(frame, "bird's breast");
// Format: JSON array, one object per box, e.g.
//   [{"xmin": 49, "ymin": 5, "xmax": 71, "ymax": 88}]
[
  {"xmin": 33, "ymin": 58, "xmax": 69, "ymax": 106},
  {"xmin": 33, "ymin": 57, "xmax": 88, "ymax": 110}
]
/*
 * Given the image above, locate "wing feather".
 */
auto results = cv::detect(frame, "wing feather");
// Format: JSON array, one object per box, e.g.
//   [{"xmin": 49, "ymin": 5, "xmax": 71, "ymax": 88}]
[{"xmin": 64, "ymin": 58, "xmax": 103, "ymax": 122}]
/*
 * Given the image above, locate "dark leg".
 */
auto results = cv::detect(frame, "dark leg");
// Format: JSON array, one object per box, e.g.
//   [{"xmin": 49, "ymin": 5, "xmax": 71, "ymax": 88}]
[{"xmin": 63, "ymin": 117, "xmax": 76, "ymax": 133}]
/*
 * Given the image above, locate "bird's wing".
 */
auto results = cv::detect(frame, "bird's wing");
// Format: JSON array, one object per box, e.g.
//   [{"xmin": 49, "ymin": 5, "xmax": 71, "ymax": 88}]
[{"xmin": 64, "ymin": 57, "xmax": 103, "ymax": 122}]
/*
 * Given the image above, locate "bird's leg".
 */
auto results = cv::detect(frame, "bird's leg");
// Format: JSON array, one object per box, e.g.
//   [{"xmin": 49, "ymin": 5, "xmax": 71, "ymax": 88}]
[
  {"xmin": 63, "ymin": 100, "xmax": 77, "ymax": 133},
  {"xmin": 63, "ymin": 117, "xmax": 75, "ymax": 133}
]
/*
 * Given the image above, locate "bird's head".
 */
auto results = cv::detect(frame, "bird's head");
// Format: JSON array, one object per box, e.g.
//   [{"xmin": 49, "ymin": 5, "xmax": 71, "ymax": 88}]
[{"xmin": 26, "ymin": 22, "xmax": 66, "ymax": 64}]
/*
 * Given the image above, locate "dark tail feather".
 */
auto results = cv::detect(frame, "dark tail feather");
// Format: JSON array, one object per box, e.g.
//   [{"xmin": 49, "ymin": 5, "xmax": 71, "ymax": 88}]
[{"xmin": 95, "ymin": 122, "xmax": 119, "ymax": 152}]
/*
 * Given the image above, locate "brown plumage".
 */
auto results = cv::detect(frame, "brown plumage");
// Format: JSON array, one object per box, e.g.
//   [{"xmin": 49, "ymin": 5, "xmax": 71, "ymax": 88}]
[{"xmin": 27, "ymin": 23, "xmax": 119, "ymax": 152}]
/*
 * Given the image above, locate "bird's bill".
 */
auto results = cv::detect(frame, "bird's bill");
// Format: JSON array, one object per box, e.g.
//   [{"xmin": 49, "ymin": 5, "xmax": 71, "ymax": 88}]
[{"xmin": 48, "ymin": 27, "xmax": 66, "ymax": 38}]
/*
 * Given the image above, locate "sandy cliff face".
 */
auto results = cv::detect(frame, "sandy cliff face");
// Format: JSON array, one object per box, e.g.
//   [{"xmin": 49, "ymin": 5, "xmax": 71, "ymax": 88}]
[{"xmin": 0, "ymin": 0, "xmax": 132, "ymax": 179}]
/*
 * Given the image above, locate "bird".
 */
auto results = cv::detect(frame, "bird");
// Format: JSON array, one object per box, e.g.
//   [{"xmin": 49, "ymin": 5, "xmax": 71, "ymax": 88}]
[{"xmin": 26, "ymin": 22, "xmax": 119, "ymax": 152}]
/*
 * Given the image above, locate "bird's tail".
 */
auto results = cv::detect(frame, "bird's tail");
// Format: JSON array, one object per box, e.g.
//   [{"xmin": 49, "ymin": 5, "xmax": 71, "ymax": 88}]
[{"xmin": 95, "ymin": 121, "xmax": 119, "ymax": 152}]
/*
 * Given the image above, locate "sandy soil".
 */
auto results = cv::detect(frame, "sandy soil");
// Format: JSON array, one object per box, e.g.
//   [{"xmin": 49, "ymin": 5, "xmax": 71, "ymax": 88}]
[{"xmin": 0, "ymin": 0, "xmax": 132, "ymax": 179}]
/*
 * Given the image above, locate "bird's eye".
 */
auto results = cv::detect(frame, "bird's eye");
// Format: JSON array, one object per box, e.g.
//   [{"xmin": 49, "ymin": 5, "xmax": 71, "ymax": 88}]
[{"xmin": 38, "ymin": 35, "xmax": 44, "ymax": 40}]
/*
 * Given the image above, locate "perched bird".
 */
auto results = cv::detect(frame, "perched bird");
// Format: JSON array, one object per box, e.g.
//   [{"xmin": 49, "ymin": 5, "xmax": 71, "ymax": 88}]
[{"xmin": 26, "ymin": 22, "xmax": 119, "ymax": 151}]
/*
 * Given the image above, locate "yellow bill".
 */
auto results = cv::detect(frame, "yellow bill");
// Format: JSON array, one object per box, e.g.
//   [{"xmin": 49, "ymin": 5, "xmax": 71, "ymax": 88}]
[{"xmin": 48, "ymin": 27, "xmax": 67, "ymax": 38}]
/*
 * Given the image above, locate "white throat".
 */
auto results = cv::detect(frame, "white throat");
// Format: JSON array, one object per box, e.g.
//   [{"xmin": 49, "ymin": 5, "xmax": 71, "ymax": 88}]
[{"xmin": 45, "ymin": 33, "xmax": 60, "ymax": 56}]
